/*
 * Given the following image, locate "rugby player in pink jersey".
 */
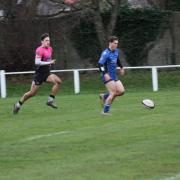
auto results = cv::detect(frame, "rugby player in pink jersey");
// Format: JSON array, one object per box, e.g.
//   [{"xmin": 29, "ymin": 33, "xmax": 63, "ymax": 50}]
[{"xmin": 13, "ymin": 33, "xmax": 61, "ymax": 114}]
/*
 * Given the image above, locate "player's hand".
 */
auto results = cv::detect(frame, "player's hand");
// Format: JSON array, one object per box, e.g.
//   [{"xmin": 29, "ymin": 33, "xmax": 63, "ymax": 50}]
[
  {"xmin": 50, "ymin": 59, "xmax": 56, "ymax": 65},
  {"xmin": 104, "ymin": 73, "xmax": 111, "ymax": 81},
  {"xmin": 119, "ymin": 68, "xmax": 125, "ymax": 76}
]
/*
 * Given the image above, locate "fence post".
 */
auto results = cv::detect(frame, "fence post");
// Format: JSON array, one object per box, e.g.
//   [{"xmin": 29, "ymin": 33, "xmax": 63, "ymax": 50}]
[
  {"xmin": 152, "ymin": 67, "xmax": 158, "ymax": 92},
  {"xmin": 73, "ymin": 70, "xmax": 80, "ymax": 94},
  {"xmin": 0, "ymin": 70, "xmax": 7, "ymax": 98}
]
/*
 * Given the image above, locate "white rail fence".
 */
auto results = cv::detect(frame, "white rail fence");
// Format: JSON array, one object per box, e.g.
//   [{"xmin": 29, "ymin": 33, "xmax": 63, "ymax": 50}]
[{"xmin": 1, "ymin": 65, "xmax": 180, "ymax": 98}]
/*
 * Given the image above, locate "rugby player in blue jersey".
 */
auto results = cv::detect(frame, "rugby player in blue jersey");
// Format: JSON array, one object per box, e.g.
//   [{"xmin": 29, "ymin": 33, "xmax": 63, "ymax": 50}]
[{"xmin": 98, "ymin": 36, "xmax": 125, "ymax": 114}]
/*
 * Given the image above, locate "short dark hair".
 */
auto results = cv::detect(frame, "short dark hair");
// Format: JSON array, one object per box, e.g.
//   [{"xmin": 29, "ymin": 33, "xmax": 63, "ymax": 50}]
[
  {"xmin": 41, "ymin": 33, "xmax": 49, "ymax": 41},
  {"xmin": 108, "ymin": 36, "xmax": 118, "ymax": 43}
]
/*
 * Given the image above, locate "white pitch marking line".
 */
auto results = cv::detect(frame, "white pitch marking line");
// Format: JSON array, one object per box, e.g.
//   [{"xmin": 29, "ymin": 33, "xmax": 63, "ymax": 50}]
[
  {"xmin": 162, "ymin": 173, "xmax": 180, "ymax": 180},
  {"xmin": 20, "ymin": 131, "xmax": 70, "ymax": 142}
]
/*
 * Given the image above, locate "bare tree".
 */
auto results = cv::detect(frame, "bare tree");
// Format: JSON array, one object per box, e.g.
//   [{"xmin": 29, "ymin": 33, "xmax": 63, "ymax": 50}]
[
  {"xmin": 89, "ymin": 0, "xmax": 122, "ymax": 48},
  {"xmin": 38, "ymin": 0, "xmax": 123, "ymax": 47},
  {"xmin": 36, "ymin": 0, "xmax": 122, "ymax": 48},
  {"xmin": 1, "ymin": 0, "xmax": 123, "ymax": 48}
]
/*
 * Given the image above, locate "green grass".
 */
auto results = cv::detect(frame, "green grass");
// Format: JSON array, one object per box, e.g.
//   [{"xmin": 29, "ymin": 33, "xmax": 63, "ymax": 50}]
[{"xmin": 0, "ymin": 90, "xmax": 180, "ymax": 180}]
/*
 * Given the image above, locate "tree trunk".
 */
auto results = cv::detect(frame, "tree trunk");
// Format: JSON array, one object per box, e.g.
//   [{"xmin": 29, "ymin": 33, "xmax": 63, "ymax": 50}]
[
  {"xmin": 92, "ymin": 0, "xmax": 122, "ymax": 49},
  {"xmin": 106, "ymin": 0, "xmax": 121, "ymax": 36}
]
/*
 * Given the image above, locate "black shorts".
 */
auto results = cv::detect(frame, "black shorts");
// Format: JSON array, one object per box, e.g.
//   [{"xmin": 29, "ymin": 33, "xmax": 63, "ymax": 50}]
[{"xmin": 33, "ymin": 71, "xmax": 50, "ymax": 85}]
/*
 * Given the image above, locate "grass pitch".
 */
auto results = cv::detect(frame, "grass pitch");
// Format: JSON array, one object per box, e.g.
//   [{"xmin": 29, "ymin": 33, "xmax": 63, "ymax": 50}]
[{"xmin": 0, "ymin": 90, "xmax": 180, "ymax": 180}]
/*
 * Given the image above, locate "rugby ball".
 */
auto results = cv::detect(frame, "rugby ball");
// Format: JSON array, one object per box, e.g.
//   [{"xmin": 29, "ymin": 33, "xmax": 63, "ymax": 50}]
[{"xmin": 142, "ymin": 99, "xmax": 155, "ymax": 109}]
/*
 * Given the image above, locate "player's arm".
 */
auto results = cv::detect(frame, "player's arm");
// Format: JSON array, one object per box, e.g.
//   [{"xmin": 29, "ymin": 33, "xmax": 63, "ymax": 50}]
[
  {"xmin": 98, "ymin": 51, "xmax": 111, "ymax": 81},
  {"xmin": 98, "ymin": 51, "xmax": 108, "ymax": 74},
  {"xmin": 35, "ymin": 55, "xmax": 56, "ymax": 66},
  {"xmin": 117, "ymin": 55, "xmax": 125, "ymax": 76},
  {"xmin": 98, "ymin": 63, "xmax": 106, "ymax": 74}
]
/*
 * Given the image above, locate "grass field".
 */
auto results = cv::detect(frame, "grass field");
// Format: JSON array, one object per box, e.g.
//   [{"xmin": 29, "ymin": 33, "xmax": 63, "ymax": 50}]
[{"xmin": 0, "ymin": 89, "xmax": 180, "ymax": 180}]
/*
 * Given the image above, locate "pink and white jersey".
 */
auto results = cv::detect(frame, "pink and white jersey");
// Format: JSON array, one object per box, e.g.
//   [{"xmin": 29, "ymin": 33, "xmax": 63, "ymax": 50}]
[
  {"xmin": 35, "ymin": 46, "xmax": 53, "ymax": 72},
  {"xmin": 36, "ymin": 46, "xmax": 53, "ymax": 62}
]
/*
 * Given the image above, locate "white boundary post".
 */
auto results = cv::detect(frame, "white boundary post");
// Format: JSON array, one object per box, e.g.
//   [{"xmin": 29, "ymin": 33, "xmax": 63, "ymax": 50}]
[
  {"xmin": 152, "ymin": 67, "xmax": 158, "ymax": 92},
  {"xmin": 0, "ymin": 70, "xmax": 7, "ymax": 98},
  {"xmin": 73, "ymin": 70, "xmax": 80, "ymax": 94}
]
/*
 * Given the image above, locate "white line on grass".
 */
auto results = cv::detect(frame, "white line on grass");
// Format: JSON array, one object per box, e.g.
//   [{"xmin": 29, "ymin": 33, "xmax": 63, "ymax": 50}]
[
  {"xmin": 162, "ymin": 173, "xmax": 180, "ymax": 180},
  {"xmin": 20, "ymin": 131, "xmax": 70, "ymax": 142}
]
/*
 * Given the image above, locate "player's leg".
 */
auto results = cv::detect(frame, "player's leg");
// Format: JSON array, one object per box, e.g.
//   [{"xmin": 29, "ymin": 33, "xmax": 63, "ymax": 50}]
[
  {"xmin": 13, "ymin": 82, "xmax": 40, "ymax": 114},
  {"xmin": 99, "ymin": 92, "xmax": 110, "ymax": 106},
  {"xmin": 102, "ymin": 80, "xmax": 116, "ymax": 114},
  {"xmin": 115, "ymin": 80, "xmax": 125, "ymax": 97},
  {"xmin": 20, "ymin": 82, "xmax": 40, "ymax": 103},
  {"xmin": 99, "ymin": 75, "xmax": 112, "ymax": 106},
  {"xmin": 111, "ymin": 80, "xmax": 125, "ymax": 103},
  {"xmin": 46, "ymin": 74, "xmax": 61, "ymax": 108}
]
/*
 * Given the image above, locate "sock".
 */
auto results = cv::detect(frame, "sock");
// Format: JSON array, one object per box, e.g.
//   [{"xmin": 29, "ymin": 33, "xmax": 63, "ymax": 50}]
[
  {"xmin": 48, "ymin": 95, "xmax": 55, "ymax": 102},
  {"xmin": 50, "ymin": 94, "xmax": 55, "ymax": 98},
  {"xmin": 19, "ymin": 101, "xmax": 23, "ymax": 105},
  {"xmin": 16, "ymin": 101, "xmax": 22, "ymax": 108},
  {"xmin": 103, "ymin": 104, "xmax": 111, "ymax": 113},
  {"xmin": 103, "ymin": 93, "xmax": 109, "ymax": 100}
]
